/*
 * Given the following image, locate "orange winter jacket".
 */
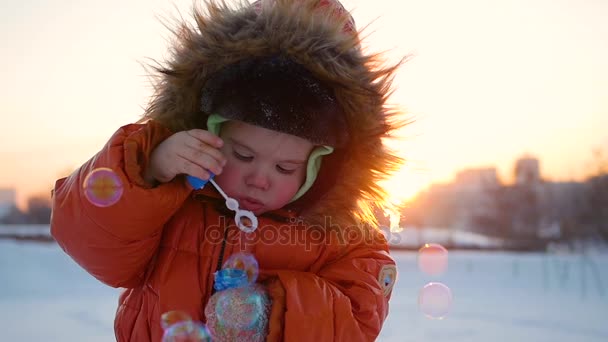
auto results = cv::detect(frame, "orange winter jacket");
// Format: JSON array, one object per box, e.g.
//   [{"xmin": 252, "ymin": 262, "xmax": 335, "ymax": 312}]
[
  {"xmin": 51, "ymin": 120, "xmax": 397, "ymax": 341},
  {"xmin": 53, "ymin": 0, "xmax": 407, "ymax": 340}
]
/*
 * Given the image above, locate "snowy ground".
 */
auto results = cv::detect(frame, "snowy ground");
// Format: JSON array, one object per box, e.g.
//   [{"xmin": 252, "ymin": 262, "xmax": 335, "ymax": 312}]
[
  {"xmin": 1, "ymin": 227, "xmax": 607, "ymax": 341},
  {"xmin": 380, "ymin": 250, "xmax": 608, "ymax": 342}
]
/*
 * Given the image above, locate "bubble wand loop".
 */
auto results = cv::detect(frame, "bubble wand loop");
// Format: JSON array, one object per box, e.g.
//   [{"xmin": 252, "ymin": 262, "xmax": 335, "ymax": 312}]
[{"xmin": 187, "ymin": 175, "xmax": 258, "ymax": 233}]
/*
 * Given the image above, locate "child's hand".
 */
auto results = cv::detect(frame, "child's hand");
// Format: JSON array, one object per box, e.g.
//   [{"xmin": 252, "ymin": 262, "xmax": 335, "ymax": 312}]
[{"xmin": 144, "ymin": 129, "xmax": 226, "ymax": 184}]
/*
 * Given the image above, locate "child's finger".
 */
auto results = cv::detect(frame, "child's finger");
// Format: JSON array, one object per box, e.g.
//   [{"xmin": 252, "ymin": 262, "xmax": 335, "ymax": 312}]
[
  {"xmin": 184, "ymin": 138, "xmax": 227, "ymax": 167},
  {"xmin": 186, "ymin": 129, "xmax": 223, "ymax": 148},
  {"xmin": 177, "ymin": 157, "xmax": 213, "ymax": 181},
  {"xmin": 179, "ymin": 147, "xmax": 224, "ymax": 175}
]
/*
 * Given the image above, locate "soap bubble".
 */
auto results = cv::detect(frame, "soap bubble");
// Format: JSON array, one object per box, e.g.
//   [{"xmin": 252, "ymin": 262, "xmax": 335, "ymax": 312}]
[
  {"xmin": 418, "ymin": 282, "xmax": 453, "ymax": 319},
  {"xmin": 160, "ymin": 311, "xmax": 211, "ymax": 342},
  {"xmin": 82, "ymin": 168, "xmax": 123, "ymax": 207},
  {"xmin": 161, "ymin": 310, "xmax": 193, "ymax": 330},
  {"xmin": 162, "ymin": 321, "xmax": 211, "ymax": 342},
  {"xmin": 222, "ymin": 252, "xmax": 259, "ymax": 284},
  {"xmin": 418, "ymin": 243, "xmax": 448, "ymax": 276},
  {"xmin": 214, "ymin": 286, "xmax": 269, "ymax": 330}
]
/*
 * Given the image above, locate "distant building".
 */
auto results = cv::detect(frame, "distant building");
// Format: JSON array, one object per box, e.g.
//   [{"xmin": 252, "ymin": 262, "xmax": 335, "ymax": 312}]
[
  {"xmin": 0, "ymin": 188, "xmax": 17, "ymax": 219},
  {"xmin": 405, "ymin": 167, "xmax": 501, "ymax": 231},
  {"xmin": 404, "ymin": 156, "xmax": 591, "ymax": 246},
  {"xmin": 508, "ymin": 157, "xmax": 586, "ymax": 238},
  {"xmin": 515, "ymin": 157, "xmax": 541, "ymax": 186},
  {"xmin": 451, "ymin": 168, "xmax": 501, "ymax": 231},
  {"xmin": 454, "ymin": 168, "xmax": 500, "ymax": 191}
]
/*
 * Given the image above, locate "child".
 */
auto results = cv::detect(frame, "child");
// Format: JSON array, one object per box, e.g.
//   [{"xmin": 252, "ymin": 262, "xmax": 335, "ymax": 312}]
[{"xmin": 50, "ymin": 0, "xmax": 405, "ymax": 340}]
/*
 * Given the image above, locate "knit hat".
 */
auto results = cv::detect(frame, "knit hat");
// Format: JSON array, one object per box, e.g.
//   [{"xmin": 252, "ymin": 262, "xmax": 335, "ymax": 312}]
[
  {"xmin": 201, "ymin": 55, "xmax": 347, "ymax": 201},
  {"xmin": 200, "ymin": 55, "xmax": 349, "ymax": 148}
]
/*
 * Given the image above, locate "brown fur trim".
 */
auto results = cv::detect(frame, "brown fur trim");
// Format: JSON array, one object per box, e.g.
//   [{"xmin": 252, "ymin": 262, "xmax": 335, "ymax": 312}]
[{"xmin": 139, "ymin": 0, "xmax": 408, "ymax": 231}]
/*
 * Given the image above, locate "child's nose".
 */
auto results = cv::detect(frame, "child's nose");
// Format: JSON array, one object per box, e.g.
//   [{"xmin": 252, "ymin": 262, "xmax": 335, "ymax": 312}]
[{"xmin": 245, "ymin": 170, "xmax": 270, "ymax": 191}]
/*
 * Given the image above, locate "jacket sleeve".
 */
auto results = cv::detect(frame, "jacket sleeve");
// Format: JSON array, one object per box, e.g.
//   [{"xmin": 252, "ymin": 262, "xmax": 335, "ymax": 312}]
[
  {"xmin": 264, "ymin": 231, "xmax": 396, "ymax": 342},
  {"xmin": 50, "ymin": 120, "xmax": 193, "ymax": 288}
]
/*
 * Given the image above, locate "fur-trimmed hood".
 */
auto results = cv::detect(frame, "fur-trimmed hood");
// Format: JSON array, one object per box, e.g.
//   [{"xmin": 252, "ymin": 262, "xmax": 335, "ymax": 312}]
[{"xmin": 141, "ymin": 0, "xmax": 405, "ymax": 229}]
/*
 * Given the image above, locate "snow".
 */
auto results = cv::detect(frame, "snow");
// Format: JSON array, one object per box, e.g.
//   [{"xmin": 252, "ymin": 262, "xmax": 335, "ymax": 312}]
[
  {"xmin": 0, "ymin": 224, "xmax": 51, "ymax": 238},
  {"xmin": 0, "ymin": 239, "xmax": 119, "ymax": 342},
  {"xmin": 385, "ymin": 226, "xmax": 506, "ymax": 249},
  {"xmin": 380, "ymin": 251, "xmax": 608, "ymax": 342},
  {"xmin": 1, "ymin": 225, "xmax": 607, "ymax": 341}
]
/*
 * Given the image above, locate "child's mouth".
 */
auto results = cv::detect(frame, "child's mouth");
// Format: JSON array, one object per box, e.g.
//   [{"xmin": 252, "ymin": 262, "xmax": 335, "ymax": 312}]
[{"xmin": 240, "ymin": 197, "xmax": 263, "ymax": 211}]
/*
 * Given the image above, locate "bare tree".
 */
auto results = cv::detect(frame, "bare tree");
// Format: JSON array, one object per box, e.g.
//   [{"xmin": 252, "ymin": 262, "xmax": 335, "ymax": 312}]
[{"xmin": 581, "ymin": 148, "xmax": 608, "ymax": 242}]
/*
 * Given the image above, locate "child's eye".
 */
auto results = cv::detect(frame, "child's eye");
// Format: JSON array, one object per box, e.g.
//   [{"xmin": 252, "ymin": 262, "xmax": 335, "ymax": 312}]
[
  {"xmin": 233, "ymin": 150, "xmax": 253, "ymax": 161},
  {"xmin": 276, "ymin": 165, "xmax": 296, "ymax": 175}
]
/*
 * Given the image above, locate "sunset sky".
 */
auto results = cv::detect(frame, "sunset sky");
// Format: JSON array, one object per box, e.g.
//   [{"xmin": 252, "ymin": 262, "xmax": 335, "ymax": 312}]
[{"xmin": 1, "ymin": 0, "xmax": 607, "ymax": 208}]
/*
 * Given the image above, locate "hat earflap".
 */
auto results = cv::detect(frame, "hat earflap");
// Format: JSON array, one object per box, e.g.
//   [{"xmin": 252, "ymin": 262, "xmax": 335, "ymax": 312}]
[{"xmin": 206, "ymin": 114, "xmax": 333, "ymax": 202}]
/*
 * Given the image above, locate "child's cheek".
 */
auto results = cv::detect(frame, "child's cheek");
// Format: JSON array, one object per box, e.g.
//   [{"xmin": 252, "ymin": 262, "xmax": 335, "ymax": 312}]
[
  {"xmin": 272, "ymin": 179, "xmax": 300, "ymax": 206},
  {"xmin": 215, "ymin": 164, "xmax": 242, "ymax": 195}
]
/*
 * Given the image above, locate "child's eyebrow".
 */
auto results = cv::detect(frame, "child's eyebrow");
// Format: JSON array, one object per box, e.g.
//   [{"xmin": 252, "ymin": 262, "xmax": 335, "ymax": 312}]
[{"xmin": 229, "ymin": 138, "xmax": 307, "ymax": 164}]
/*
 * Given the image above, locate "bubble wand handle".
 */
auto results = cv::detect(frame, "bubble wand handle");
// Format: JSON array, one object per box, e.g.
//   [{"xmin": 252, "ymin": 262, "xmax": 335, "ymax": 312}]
[
  {"xmin": 187, "ymin": 174, "xmax": 214, "ymax": 190},
  {"xmin": 187, "ymin": 174, "xmax": 259, "ymax": 233}
]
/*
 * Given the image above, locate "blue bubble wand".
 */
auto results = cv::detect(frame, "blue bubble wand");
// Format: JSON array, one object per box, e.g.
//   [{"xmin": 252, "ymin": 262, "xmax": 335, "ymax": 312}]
[{"xmin": 187, "ymin": 175, "xmax": 258, "ymax": 233}]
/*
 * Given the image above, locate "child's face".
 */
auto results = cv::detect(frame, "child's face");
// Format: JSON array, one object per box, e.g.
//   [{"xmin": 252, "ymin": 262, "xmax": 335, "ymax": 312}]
[{"xmin": 215, "ymin": 120, "xmax": 314, "ymax": 215}]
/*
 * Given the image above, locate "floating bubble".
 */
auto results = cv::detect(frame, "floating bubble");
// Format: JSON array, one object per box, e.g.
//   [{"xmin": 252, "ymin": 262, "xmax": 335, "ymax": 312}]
[
  {"xmin": 418, "ymin": 243, "xmax": 448, "ymax": 276},
  {"xmin": 82, "ymin": 168, "xmax": 123, "ymax": 207},
  {"xmin": 211, "ymin": 285, "xmax": 270, "ymax": 331},
  {"xmin": 161, "ymin": 310, "xmax": 193, "ymax": 330},
  {"xmin": 162, "ymin": 321, "xmax": 211, "ymax": 342},
  {"xmin": 222, "ymin": 252, "xmax": 259, "ymax": 284},
  {"xmin": 161, "ymin": 311, "xmax": 211, "ymax": 342},
  {"xmin": 418, "ymin": 282, "xmax": 453, "ymax": 319}
]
